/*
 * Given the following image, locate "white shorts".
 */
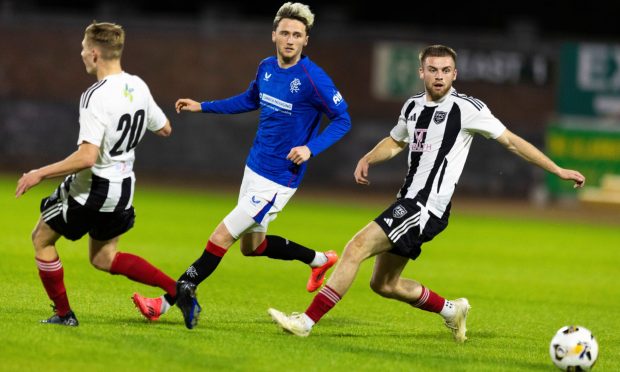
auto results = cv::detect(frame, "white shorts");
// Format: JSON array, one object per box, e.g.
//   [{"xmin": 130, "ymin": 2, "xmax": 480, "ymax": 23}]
[{"xmin": 223, "ymin": 166, "xmax": 297, "ymax": 239}]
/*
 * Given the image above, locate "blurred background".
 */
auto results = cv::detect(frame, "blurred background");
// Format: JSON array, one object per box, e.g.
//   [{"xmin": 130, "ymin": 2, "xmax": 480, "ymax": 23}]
[{"xmin": 2, "ymin": 0, "xmax": 620, "ymax": 206}]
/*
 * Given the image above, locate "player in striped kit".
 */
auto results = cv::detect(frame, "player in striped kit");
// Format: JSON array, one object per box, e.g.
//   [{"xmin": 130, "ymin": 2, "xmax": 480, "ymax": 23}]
[
  {"xmin": 132, "ymin": 2, "xmax": 350, "ymax": 329},
  {"xmin": 16, "ymin": 22, "xmax": 178, "ymax": 326},
  {"xmin": 268, "ymin": 45, "xmax": 586, "ymax": 341}
]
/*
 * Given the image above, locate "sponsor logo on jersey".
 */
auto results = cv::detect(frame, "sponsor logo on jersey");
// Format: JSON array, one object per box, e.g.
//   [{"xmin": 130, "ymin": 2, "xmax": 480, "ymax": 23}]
[
  {"xmin": 411, "ymin": 129, "xmax": 432, "ymax": 152},
  {"xmin": 290, "ymin": 78, "xmax": 301, "ymax": 93},
  {"xmin": 260, "ymin": 93, "xmax": 293, "ymax": 111},
  {"xmin": 263, "ymin": 72, "xmax": 272, "ymax": 82},
  {"xmin": 123, "ymin": 84, "xmax": 134, "ymax": 102},
  {"xmin": 433, "ymin": 111, "xmax": 447, "ymax": 124},
  {"xmin": 383, "ymin": 217, "xmax": 393, "ymax": 227},
  {"xmin": 392, "ymin": 205, "xmax": 407, "ymax": 218},
  {"xmin": 332, "ymin": 90, "xmax": 343, "ymax": 105}
]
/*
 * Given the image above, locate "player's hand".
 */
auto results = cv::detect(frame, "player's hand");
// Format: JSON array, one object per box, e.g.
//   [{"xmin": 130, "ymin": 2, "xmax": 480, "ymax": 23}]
[
  {"xmin": 16, "ymin": 170, "xmax": 42, "ymax": 198},
  {"xmin": 354, "ymin": 158, "xmax": 370, "ymax": 185},
  {"xmin": 175, "ymin": 98, "xmax": 202, "ymax": 113},
  {"xmin": 558, "ymin": 168, "xmax": 586, "ymax": 188},
  {"xmin": 286, "ymin": 146, "xmax": 311, "ymax": 165}
]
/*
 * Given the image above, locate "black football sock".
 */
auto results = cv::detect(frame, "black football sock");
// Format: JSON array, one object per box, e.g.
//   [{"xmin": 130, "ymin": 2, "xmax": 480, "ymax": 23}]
[
  {"xmin": 177, "ymin": 240, "xmax": 227, "ymax": 286},
  {"xmin": 256, "ymin": 235, "xmax": 315, "ymax": 264}
]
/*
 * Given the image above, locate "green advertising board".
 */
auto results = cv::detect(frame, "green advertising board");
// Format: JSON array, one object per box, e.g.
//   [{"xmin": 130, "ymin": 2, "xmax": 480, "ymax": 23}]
[
  {"xmin": 546, "ymin": 124, "xmax": 620, "ymax": 196},
  {"xmin": 558, "ymin": 43, "xmax": 620, "ymax": 117}
]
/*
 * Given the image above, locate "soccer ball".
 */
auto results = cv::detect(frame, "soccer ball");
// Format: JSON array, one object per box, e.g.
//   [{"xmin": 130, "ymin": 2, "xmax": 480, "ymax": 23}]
[{"xmin": 549, "ymin": 325, "xmax": 598, "ymax": 371}]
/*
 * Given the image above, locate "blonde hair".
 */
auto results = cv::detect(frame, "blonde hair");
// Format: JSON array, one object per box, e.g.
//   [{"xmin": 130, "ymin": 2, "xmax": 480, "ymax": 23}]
[
  {"xmin": 273, "ymin": 2, "xmax": 315, "ymax": 33},
  {"xmin": 84, "ymin": 21, "xmax": 125, "ymax": 60},
  {"xmin": 419, "ymin": 45, "xmax": 457, "ymax": 66}
]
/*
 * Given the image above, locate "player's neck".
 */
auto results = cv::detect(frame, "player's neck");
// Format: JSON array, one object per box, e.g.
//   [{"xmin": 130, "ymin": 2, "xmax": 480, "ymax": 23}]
[
  {"xmin": 277, "ymin": 54, "xmax": 302, "ymax": 69},
  {"xmin": 95, "ymin": 61, "xmax": 123, "ymax": 81}
]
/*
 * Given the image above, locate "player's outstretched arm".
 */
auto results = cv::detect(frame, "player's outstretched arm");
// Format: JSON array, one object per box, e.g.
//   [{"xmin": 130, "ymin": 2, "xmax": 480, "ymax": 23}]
[
  {"xmin": 175, "ymin": 98, "xmax": 202, "ymax": 113},
  {"xmin": 495, "ymin": 129, "xmax": 585, "ymax": 188},
  {"xmin": 15, "ymin": 142, "xmax": 99, "ymax": 198},
  {"xmin": 354, "ymin": 136, "xmax": 407, "ymax": 185}
]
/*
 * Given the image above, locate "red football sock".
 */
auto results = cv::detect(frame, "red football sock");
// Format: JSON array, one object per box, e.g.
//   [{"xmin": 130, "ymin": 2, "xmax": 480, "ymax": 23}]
[
  {"xmin": 410, "ymin": 286, "xmax": 445, "ymax": 313},
  {"xmin": 110, "ymin": 252, "xmax": 176, "ymax": 297},
  {"xmin": 36, "ymin": 257, "xmax": 71, "ymax": 316},
  {"xmin": 305, "ymin": 285, "xmax": 341, "ymax": 323}
]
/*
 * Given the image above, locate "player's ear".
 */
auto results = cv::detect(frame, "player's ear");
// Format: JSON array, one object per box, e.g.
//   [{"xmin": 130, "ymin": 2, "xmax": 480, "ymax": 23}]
[
  {"xmin": 453, "ymin": 68, "xmax": 458, "ymax": 81},
  {"xmin": 272, "ymin": 31, "xmax": 276, "ymax": 43},
  {"xmin": 418, "ymin": 67, "xmax": 424, "ymax": 79},
  {"xmin": 304, "ymin": 35, "xmax": 308, "ymax": 47}
]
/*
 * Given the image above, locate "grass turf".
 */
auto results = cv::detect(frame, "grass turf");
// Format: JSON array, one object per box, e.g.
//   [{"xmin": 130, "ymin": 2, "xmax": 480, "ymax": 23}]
[{"xmin": 2, "ymin": 174, "xmax": 618, "ymax": 371}]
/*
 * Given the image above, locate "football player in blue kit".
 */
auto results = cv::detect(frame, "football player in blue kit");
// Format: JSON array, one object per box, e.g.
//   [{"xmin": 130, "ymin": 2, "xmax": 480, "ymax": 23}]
[{"xmin": 132, "ymin": 2, "xmax": 351, "ymax": 329}]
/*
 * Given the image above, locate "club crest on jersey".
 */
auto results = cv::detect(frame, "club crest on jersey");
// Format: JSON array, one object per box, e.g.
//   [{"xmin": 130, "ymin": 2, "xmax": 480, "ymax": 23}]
[
  {"xmin": 290, "ymin": 78, "xmax": 301, "ymax": 93},
  {"xmin": 392, "ymin": 205, "xmax": 407, "ymax": 218},
  {"xmin": 433, "ymin": 111, "xmax": 447, "ymax": 124}
]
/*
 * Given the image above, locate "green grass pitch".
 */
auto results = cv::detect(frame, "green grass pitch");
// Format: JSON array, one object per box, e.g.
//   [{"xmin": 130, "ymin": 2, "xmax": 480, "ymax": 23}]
[{"xmin": 2, "ymin": 174, "xmax": 618, "ymax": 371}]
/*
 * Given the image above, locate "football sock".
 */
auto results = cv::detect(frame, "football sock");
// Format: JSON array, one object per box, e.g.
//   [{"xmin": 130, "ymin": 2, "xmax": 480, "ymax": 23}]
[
  {"xmin": 250, "ymin": 235, "xmax": 315, "ymax": 264},
  {"xmin": 305, "ymin": 285, "xmax": 341, "ymax": 323},
  {"xmin": 159, "ymin": 295, "xmax": 172, "ymax": 314},
  {"xmin": 178, "ymin": 240, "xmax": 227, "ymax": 286},
  {"xmin": 163, "ymin": 293, "xmax": 175, "ymax": 306},
  {"xmin": 36, "ymin": 257, "xmax": 71, "ymax": 317},
  {"xmin": 410, "ymin": 286, "xmax": 445, "ymax": 313},
  {"xmin": 309, "ymin": 252, "xmax": 328, "ymax": 268},
  {"xmin": 439, "ymin": 299, "xmax": 456, "ymax": 318},
  {"xmin": 110, "ymin": 252, "xmax": 177, "ymax": 297}
]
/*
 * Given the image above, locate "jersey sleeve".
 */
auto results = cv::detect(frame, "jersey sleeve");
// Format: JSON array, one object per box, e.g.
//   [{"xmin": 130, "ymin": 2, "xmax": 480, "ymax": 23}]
[
  {"xmin": 146, "ymin": 94, "xmax": 168, "ymax": 132},
  {"xmin": 201, "ymin": 67, "xmax": 261, "ymax": 114},
  {"xmin": 466, "ymin": 106, "xmax": 506, "ymax": 139},
  {"xmin": 389, "ymin": 98, "xmax": 414, "ymax": 143},
  {"xmin": 303, "ymin": 66, "xmax": 351, "ymax": 156},
  {"xmin": 77, "ymin": 99, "xmax": 106, "ymax": 147},
  {"xmin": 307, "ymin": 67, "xmax": 348, "ymax": 118}
]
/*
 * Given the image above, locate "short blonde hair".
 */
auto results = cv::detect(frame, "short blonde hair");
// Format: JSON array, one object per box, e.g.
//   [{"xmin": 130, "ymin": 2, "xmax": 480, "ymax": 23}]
[
  {"xmin": 419, "ymin": 45, "xmax": 457, "ymax": 66},
  {"xmin": 273, "ymin": 2, "xmax": 315, "ymax": 33},
  {"xmin": 84, "ymin": 21, "xmax": 125, "ymax": 60}
]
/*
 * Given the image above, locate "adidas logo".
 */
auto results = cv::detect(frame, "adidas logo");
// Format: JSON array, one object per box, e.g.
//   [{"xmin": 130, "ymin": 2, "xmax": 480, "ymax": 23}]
[{"xmin": 384, "ymin": 218, "xmax": 393, "ymax": 227}]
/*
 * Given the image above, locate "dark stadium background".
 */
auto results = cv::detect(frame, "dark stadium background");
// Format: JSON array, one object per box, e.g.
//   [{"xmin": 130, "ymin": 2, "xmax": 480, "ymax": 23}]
[{"xmin": 1, "ymin": 0, "xmax": 617, "ymax": 199}]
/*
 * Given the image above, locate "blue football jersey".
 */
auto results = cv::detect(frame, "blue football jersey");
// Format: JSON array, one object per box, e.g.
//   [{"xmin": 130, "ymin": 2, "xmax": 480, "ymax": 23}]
[{"xmin": 201, "ymin": 55, "xmax": 351, "ymax": 188}]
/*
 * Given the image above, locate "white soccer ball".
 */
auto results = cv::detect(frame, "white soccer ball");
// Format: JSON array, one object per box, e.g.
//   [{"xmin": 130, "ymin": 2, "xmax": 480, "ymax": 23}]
[{"xmin": 549, "ymin": 325, "xmax": 598, "ymax": 371}]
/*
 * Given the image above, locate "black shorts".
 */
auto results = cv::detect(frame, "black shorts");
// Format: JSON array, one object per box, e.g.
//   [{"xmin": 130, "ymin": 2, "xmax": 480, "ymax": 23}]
[
  {"xmin": 40, "ymin": 188, "xmax": 135, "ymax": 241},
  {"xmin": 374, "ymin": 198, "xmax": 449, "ymax": 260}
]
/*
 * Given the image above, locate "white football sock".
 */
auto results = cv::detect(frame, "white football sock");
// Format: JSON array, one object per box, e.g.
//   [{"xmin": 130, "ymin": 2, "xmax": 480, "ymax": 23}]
[
  {"xmin": 302, "ymin": 313, "xmax": 315, "ymax": 328},
  {"xmin": 439, "ymin": 300, "xmax": 456, "ymax": 318},
  {"xmin": 161, "ymin": 296, "xmax": 171, "ymax": 314},
  {"xmin": 309, "ymin": 252, "xmax": 328, "ymax": 268}
]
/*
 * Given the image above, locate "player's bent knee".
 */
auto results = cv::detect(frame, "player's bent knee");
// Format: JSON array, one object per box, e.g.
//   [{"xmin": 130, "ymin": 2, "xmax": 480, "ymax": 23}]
[
  {"xmin": 90, "ymin": 253, "xmax": 113, "ymax": 272},
  {"xmin": 369, "ymin": 279, "xmax": 394, "ymax": 297},
  {"xmin": 240, "ymin": 246, "xmax": 254, "ymax": 256},
  {"xmin": 31, "ymin": 221, "xmax": 55, "ymax": 250}
]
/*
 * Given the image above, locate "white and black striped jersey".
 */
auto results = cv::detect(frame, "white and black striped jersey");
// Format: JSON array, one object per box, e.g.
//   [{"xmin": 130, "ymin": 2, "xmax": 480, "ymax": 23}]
[
  {"xmin": 66, "ymin": 71, "xmax": 167, "ymax": 212},
  {"xmin": 390, "ymin": 88, "xmax": 506, "ymax": 218}
]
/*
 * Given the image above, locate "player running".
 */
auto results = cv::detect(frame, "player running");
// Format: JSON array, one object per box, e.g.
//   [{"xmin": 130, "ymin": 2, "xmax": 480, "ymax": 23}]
[
  {"xmin": 16, "ymin": 22, "xmax": 178, "ymax": 326},
  {"xmin": 267, "ymin": 44, "xmax": 585, "ymax": 341},
  {"xmin": 132, "ymin": 2, "xmax": 350, "ymax": 328}
]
